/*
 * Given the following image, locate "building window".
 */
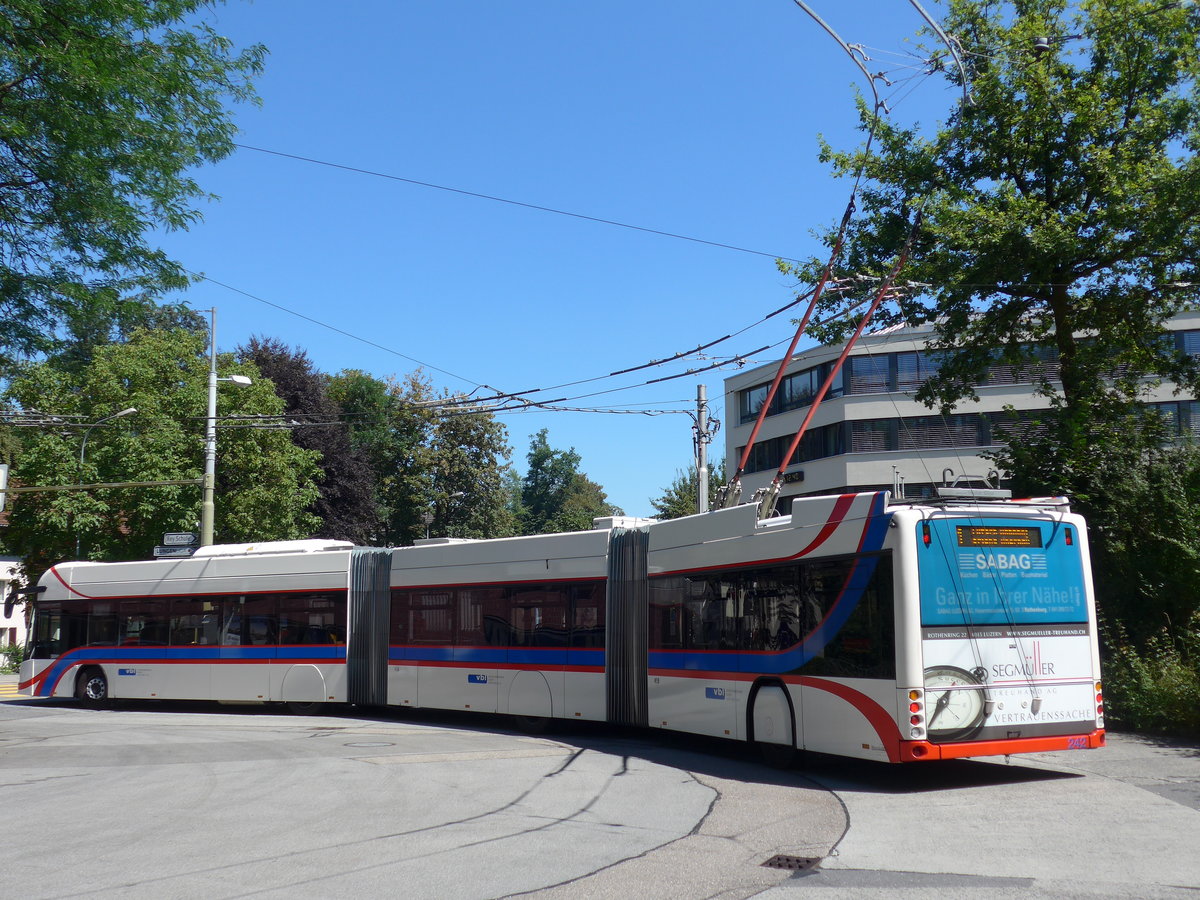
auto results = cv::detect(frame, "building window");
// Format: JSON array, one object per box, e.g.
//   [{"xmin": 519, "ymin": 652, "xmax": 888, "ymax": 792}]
[
  {"xmin": 847, "ymin": 354, "xmax": 890, "ymax": 394},
  {"xmin": 895, "ymin": 351, "xmax": 938, "ymax": 391},
  {"xmin": 739, "ymin": 383, "xmax": 772, "ymax": 423},
  {"xmin": 736, "ymin": 424, "xmax": 844, "ymax": 474},
  {"xmin": 985, "ymin": 345, "xmax": 1061, "ymax": 386},
  {"xmin": 899, "ymin": 414, "xmax": 988, "ymax": 449},
  {"xmin": 739, "ymin": 363, "xmax": 845, "ymax": 424},
  {"xmin": 851, "ymin": 419, "xmax": 896, "ymax": 452},
  {"xmin": 1180, "ymin": 330, "xmax": 1200, "ymax": 357}
]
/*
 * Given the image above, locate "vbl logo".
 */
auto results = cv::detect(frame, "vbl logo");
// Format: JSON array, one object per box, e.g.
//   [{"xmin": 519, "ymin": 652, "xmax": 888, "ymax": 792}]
[
  {"xmin": 467, "ymin": 674, "xmax": 488, "ymax": 684},
  {"xmin": 705, "ymin": 687, "xmax": 726, "ymax": 700},
  {"xmin": 118, "ymin": 668, "xmax": 137, "ymax": 677}
]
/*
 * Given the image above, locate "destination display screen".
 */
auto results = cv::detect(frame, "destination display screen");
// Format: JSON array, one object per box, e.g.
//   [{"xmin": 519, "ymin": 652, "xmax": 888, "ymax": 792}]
[{"xmin": 956, "ymin": 525, "xmax": 1043, "ymax": 548}]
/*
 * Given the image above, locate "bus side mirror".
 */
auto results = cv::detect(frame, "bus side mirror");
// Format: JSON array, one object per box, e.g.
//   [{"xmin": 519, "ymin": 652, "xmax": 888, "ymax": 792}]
[{"xmin": 4, "ymin": 584, "xmax": 45, "ymax": 619}]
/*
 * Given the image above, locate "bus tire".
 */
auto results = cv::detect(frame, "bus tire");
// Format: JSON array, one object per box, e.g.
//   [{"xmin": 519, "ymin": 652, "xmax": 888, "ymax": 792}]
[
  {"xmin": 77, "ymin": 667, "xmax": 109, "ymax": 708},
  {"xmin": 758, "ymin": 741, "xmax": 796, "ymax": 769},
  {"xmin": 749, "ymin": 682, "xmax": 796, "ymax": 769},
  {"xmin": 512, "ymin": 714, "xmax": 551, "ymax": 734},
  {"xmin": 286, "ymin": 700, "xmax": 325, "ymax": 715}
]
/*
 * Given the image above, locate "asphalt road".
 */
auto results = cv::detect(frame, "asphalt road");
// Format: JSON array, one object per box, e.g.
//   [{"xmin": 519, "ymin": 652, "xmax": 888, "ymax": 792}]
[{"xmin": 1, "ymin": 681, "xmax": 1196, "ymax": 899}]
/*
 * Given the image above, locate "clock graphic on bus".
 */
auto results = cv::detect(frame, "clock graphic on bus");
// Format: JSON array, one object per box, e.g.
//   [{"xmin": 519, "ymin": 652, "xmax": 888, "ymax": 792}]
[{"xmin": 924, "ymin": 665, "xmax": 987, "ymax": 740}]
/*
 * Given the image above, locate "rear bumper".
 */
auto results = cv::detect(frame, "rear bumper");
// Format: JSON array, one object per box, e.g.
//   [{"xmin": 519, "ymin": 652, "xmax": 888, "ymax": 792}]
[{"xmin": 899, "ymin": 729, "xmax": 1105, "ymax": 762}]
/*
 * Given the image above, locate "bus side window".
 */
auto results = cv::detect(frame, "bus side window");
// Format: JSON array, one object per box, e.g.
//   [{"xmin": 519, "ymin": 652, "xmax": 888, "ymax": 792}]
[
  {"xmin": 120, "ymin": 599, "xmax": 169, "ymax": 645},
  {"xmin": 89, "ymin": 606, "xmax": 119, "ymax": 646},
  {"xmin": 171, "ymin": 598, "xmax": 219, "ymax": 646},
  {"xmin": 570, "ymin": 584, "xmax": 605, "ymax": 648}
]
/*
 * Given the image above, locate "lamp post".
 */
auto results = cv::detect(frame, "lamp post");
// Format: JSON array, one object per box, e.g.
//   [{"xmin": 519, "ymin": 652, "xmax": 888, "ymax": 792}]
[
  {"xmin": 199, "ymin": 308, "xmax": 251, "ymax": 547},
  {"xmin": 75, "ymin": 406, "xmax": 138, "ymax": 558}
]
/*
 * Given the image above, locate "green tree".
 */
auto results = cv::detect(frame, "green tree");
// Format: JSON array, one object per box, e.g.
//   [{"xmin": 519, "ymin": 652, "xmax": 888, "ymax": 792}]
[
  {"xmin": 651, "ymin": 460, "xmax": 727, "ymax": 520},
  {"xmin": 793, "ymin": 0, "xmax": 1200, "ymax": 728},
  {"xmin": 793, "ymin": 0, "xmax": 1200, "ymax": 498},
  {"xmin": 240, "ymin": 338, "xmax": 381, "ymax": 544},
  {"xmin": 0, "ymin": 1, "xmax": 265, "ymax": 376},
  {"xmin": 2, "ymin": 328, "xmax": 319, "ymax": 577},
  {"xmin": 371, "ymin": 371, "xmax": 439, "ymax": 546},
  {"xmin": 520, "ymin": 429, "xmax": 620, "ymax": 534},
  {"xmin": 327, "ymin": 370, "xmax": 516, "ymax": 546},
  {"xmin": 427, "ymin": 402, "xmax": 517, "ymax": 540}
]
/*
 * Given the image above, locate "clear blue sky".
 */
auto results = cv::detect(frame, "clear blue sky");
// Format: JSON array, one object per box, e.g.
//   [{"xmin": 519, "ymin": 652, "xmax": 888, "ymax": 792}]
[{"xmin": 160, "ymin": 1, "xmax": 957, "ymax": 516}]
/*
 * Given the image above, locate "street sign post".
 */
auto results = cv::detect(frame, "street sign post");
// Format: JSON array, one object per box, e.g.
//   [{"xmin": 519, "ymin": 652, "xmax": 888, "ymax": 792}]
[
  {"xmin": 162, "ymin": 532, "xmax": 199, "ymax": 546},
  {"xmin": 153, "ymin": 545, "xmax": 197, "ymax": 559}
]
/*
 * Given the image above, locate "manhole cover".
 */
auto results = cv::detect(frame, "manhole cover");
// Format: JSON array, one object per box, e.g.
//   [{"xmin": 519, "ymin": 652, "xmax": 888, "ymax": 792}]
[
  {"xmin": 761, "ymin": 855, "xmax": 821, "ymax": 872},
  {"xmin": 345, "ymin": 742, "xmax": 396, "ymax": 748}
]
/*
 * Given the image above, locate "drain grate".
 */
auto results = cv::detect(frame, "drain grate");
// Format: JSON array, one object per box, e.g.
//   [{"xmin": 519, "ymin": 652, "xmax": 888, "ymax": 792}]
[{"xmin": 761, "ymin": 855, "xmax": 821, "ymax": 872}]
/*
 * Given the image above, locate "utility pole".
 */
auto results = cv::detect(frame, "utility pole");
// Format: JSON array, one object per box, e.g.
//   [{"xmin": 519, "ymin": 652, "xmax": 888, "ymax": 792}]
[
  {"xmin": 200, "ymin": 308, "xmax": 219, "ymax": 547},
  {"xmin": 200, "ymin": 308, "xmax": 252, "ymax": 546},
  {"xmin": 693, "ymin": 384, "xmax": 711, "ymax": 514}
]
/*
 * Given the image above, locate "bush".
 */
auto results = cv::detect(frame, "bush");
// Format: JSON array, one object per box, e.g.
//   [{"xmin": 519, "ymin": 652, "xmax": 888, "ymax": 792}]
[
  {"xmin": 1102, "ymin": 615, "xmax": 1200, "ymax": 738},
  {"xmin": 0, "ymin": 641, "xmax": 24, "ymax": 674}
]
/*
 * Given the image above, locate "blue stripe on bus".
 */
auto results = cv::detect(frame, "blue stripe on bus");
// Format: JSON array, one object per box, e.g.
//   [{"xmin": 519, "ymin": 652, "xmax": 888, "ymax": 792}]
[
  {"xmin": 860, "ymin": 491, "xmax": 891, "ymax": 552},
  {"xmin": 36, "ymin": 645, "xmax": 347, "ymax": 696}
]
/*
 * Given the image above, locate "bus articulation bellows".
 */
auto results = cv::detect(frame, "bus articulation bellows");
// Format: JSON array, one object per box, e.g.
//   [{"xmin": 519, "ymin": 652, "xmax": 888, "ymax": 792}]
[{"xmin": 11, "ymin": 490, "xmax": 1105, "ymax": 764}]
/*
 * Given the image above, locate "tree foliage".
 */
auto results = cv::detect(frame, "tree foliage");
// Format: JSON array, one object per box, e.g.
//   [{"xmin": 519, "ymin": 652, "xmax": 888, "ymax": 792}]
[
  {"xmin": 793, "ymin": 0, "xmax": 1200, "ymax": 484},
  {"xmin": 792, "ymin": 0, "xmax": 1200, "ymax": 717},
  {"xmin": 1, "ymin": 328, "xmax": 320, "ymax": 578},
  {"xmin": 520, "ymin": 429, "xmax": 620, "ymax": 534},
  {"xmin": 651, "ymin": 459, "xmax": 727, "ymax": 520},
  {"xmin": 0, "ymin": 0, "xmax": 264, "ymax": 375},
  {"xmin": 327, "ymin": 370, "xmax": 516, "ymax": 546},
  {"xmin": 240, "ymin": 338, "xmax": 380, "ymax": 544}
]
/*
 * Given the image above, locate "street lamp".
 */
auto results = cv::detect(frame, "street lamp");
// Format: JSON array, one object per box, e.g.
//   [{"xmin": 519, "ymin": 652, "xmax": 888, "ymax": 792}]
[
  {"xmin": 75, "ymin": 407, "xmax": 138, "ymax": 557},
  {"xmin": 199, "ymin": 308, "xmax": 251, "ymax": 547}
]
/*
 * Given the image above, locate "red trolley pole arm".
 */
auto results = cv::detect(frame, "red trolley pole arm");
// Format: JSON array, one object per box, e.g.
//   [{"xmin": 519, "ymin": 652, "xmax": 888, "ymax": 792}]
[
  {"xmin": 757, "ymin": 213, "xmax": 923, "ymax": 518},
  {"xmin": 721, "ymin": 203, "xmax": 856, "ymax": 508}
]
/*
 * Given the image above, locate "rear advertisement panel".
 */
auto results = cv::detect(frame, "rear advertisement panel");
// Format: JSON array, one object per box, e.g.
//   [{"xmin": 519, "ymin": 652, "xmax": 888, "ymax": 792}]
[{"xmin": 916, "ymin": 517, "xmax": 1097, "ymax": 742}]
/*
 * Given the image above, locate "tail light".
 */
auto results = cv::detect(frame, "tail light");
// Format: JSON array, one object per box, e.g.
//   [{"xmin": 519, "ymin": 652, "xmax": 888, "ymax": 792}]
[{"xmin": 908, "ymin": 689, "xmax": 925, "ymax": 738}]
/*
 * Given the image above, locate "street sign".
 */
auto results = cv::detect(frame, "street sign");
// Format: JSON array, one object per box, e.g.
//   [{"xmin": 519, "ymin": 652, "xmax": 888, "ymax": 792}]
[
  {"xmin": 153, "ymin": 545, "xmax": 197, "ymax": 559},
  {"xmin": 162, "ymin": 532, "xmax": 199, "ymax": 546}
]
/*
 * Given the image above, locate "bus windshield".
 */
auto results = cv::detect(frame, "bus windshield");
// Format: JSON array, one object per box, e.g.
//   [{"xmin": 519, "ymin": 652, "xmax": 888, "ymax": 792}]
[{"xmin": 916, "ymin": 517, "xmax": 1088, "ymax": 626}]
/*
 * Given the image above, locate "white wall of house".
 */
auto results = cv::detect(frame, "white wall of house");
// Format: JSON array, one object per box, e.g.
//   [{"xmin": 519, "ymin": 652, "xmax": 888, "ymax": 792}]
[{"xmin": 1, "ymin": 557, "xmax": 26, "ymax": 648}]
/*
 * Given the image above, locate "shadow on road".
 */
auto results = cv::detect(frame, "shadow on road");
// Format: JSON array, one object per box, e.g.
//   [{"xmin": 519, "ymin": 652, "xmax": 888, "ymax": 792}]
[{"xmin": 6, "ymin": 696, "xmax": 1087, "ymax": 794}]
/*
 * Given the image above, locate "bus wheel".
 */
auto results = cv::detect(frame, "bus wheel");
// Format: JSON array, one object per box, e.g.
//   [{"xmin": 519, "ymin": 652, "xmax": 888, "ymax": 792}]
[
  {"xmin": 286, "ymin": 700, "xmax": 325, "ymax": 716},
  {"xmin": 77, "ymin": 668, "xmax": 109, "ymax": 708},
  {"xmin": 758, "ymin": 741, "xmax": 796, "ymax": 769},
  {"xmin": 512, "ymin": 714, "xmax": 550, "ymax": 734}
]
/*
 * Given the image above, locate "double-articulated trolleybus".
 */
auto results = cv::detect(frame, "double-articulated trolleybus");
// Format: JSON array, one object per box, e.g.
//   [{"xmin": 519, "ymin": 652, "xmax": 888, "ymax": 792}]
[{"xmin": 12, "ymin": 490, "xmax": 1105, "ymax": 763}]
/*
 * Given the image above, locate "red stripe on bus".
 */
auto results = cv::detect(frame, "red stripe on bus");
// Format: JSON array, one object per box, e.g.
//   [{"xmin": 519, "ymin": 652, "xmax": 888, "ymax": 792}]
[
  {"xmin": 654, "ymin": 492, "xmax": 867, "ymax": 578},
  {"xmin": 792, "ymin": 675, "xmax": 903, "ymax": 761},
  {"xmin": 797, "ymin": 493, "xmax": 859, "ymax": 557},
  {"xmin": 648, "ymin": 669, "xmax": 904, "ymax": 761}
]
